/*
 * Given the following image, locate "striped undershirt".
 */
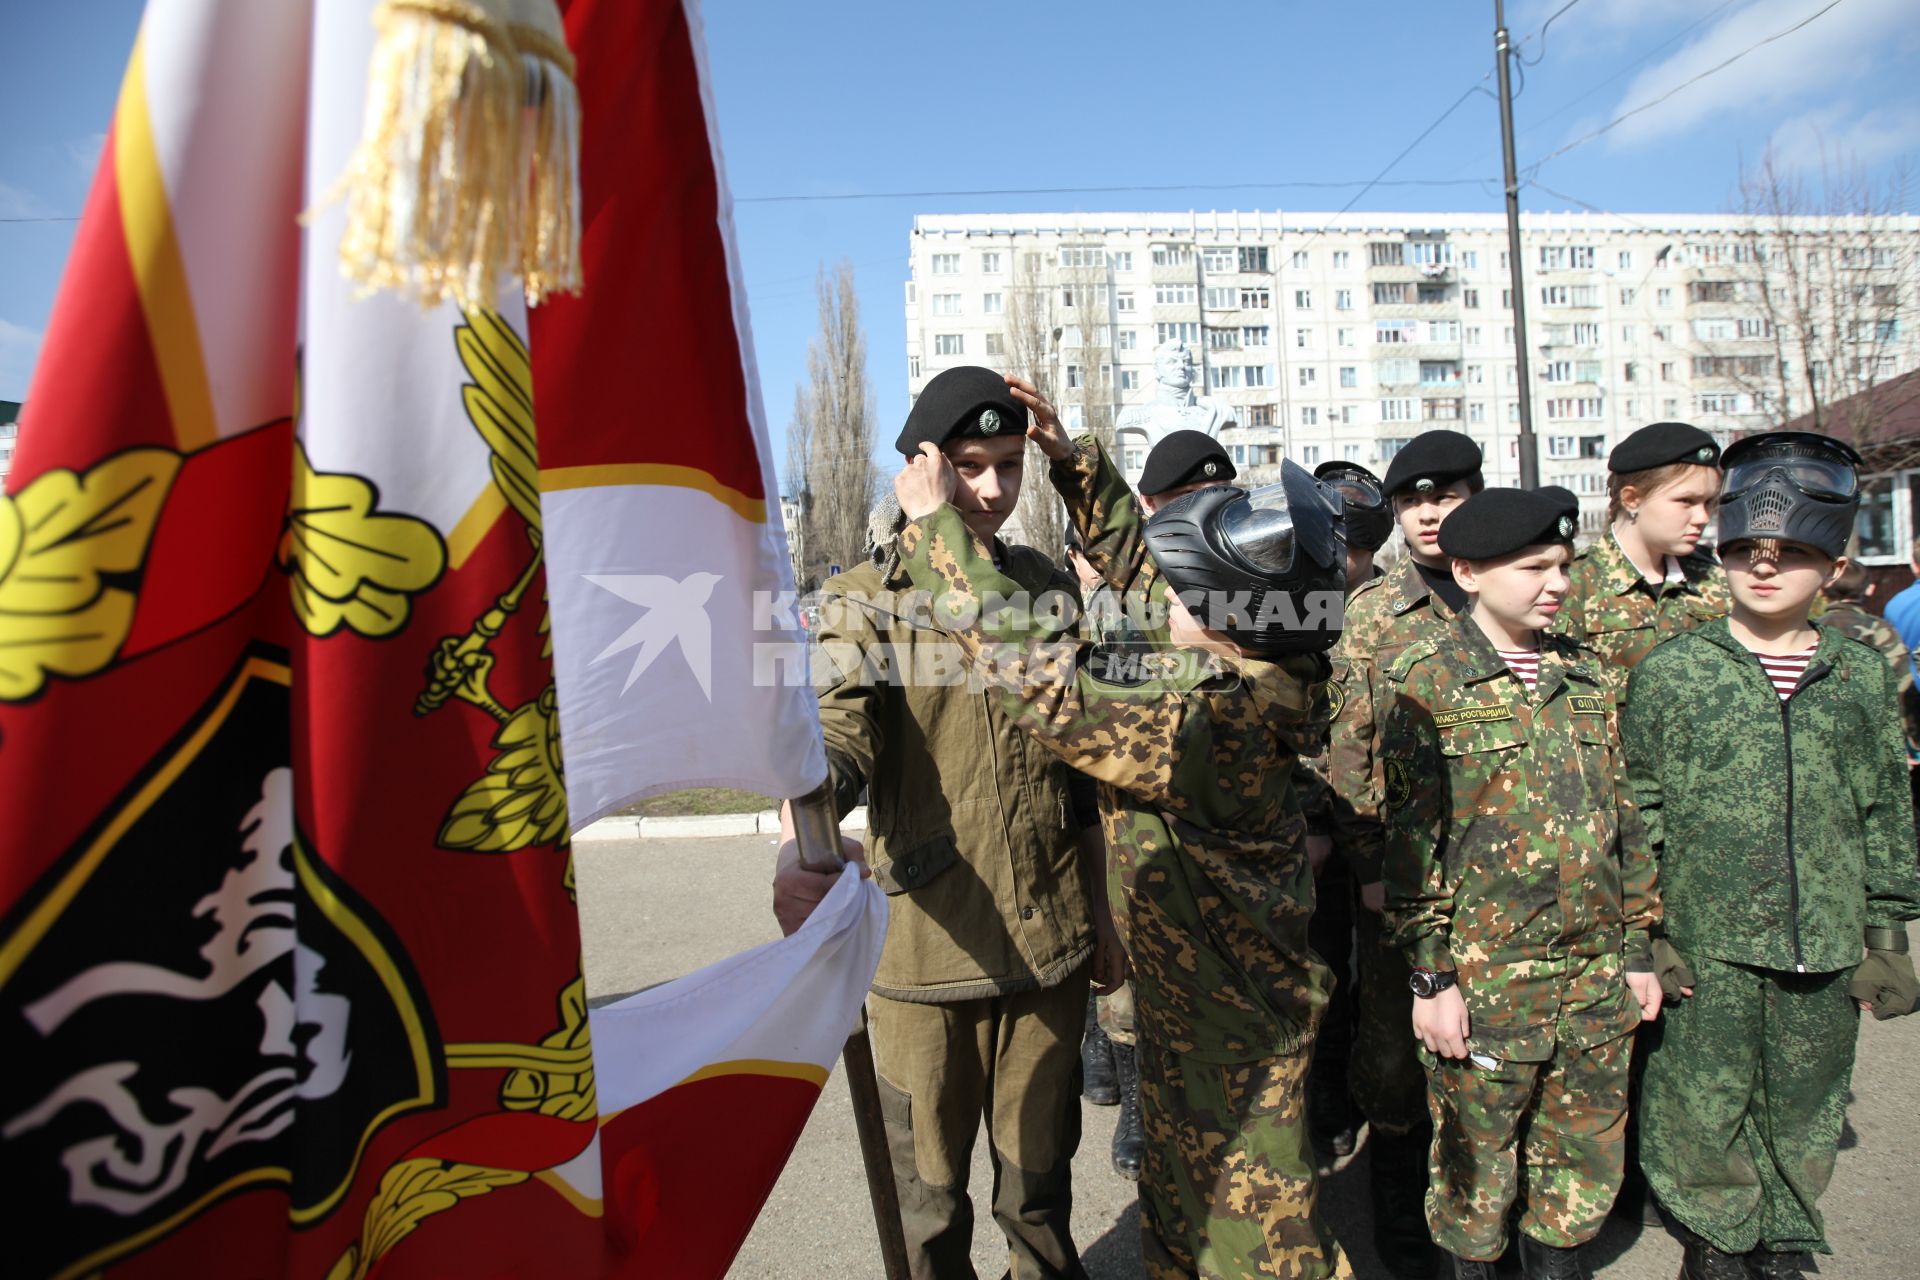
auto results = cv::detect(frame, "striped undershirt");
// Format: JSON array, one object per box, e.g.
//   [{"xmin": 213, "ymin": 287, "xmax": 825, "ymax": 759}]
[
  {"xmin": 1497, "ymin": 648, "xmax": 1541, "ymax": 691},
  {"xmin": 1753, "ymin": 645, "xmax": 1818, "ymax": 701}
]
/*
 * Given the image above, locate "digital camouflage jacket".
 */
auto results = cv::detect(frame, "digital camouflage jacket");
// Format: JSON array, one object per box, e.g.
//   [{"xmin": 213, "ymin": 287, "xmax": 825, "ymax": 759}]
[
  {"xmin": 1817, "ymin": 595, "xmax": 1920, "ymax": 756},
  {"xmin": 898, "ymin": 436, "xmax": 1332, "ymax": 1063},
  {"xmin": 1325, "ymin": 553, "xmax": 1459, "ymax": 884},
  {"xmin": 1557, "ymin": 530, "xmax": 1727, "ymax": 691},
  {"xmin": 1622, "ymin": 618, "xmax": 1920, "ymax": 974},
  {"xmin": 1380, "ymin": 616, "xmax": 1659, "ymax": 1062}
]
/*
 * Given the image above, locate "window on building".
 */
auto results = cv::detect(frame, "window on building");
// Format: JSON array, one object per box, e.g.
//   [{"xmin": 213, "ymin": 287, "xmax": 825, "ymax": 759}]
[
  {"xmin": 1299, "ymin": 366, "xmax": 1318, "ymax": 387},
  {"xmin": 931, "ymin": 253, "xmax": 960, "ymax": 275},
  {"xmin": 1243, "ymin": 325, "xmax": 1271, "ymax": 346},
  {"xmin": 1335, "ymin": 289, "xmax": 1353, "ymax": 311},
  {"xmin": 1110, "ymin": 251, "xmax": 1133, "ymax": 272},
  {"xmin": 935, "ymin": 333, "xmax": 964, "ymax": 355},
  {"xmin": 1067, "ymin": 404, "xmax": 1085, "ymax": 430},
  {"xmin": 1155, "ymin": 284, "xmax": 1197, "ymax": 305},
  {"xmin": 1301, "ymin": 406, "xmax": 1319, "ymax": 426},
  {"xmin": 1617, "ymin": 250, "xmax": 1634, "ymax": 271},
  {"xmin": 1205, "ymin": 286, "xmax": 1237, "ymax": 310},
  {"xmin": 1464, "ymin": 325, "xmax": 1483, "ymax": 346},
  {"xmin": 931, "ymin": 293, "xmax": 961, "ymax": 316},
  {"xmin": 1300, "ymin": 444, "xmax": 1323, "ymax": 466},
  {"xmin": 1241, "ymin": 287, "xmax": 1271, "ymax": 309},
  {"xmin": 1208, "ymin": 327, "xmax": 1239, "ymax": 350},
  {"xmin": 908, "ymin": 355, "xmax": 922, "ymax": 379},
  {"xmin": 1291, "ymin": 250, "xmax": 1310, "ymax": 269},
  {"xmin": 1120, "ymin": 369, "xmax": 1140, "ymax": 391},
  {"xmin": 982, "ymin": 292, "xmax": 1003, "ymax": 315},
  {"xmin": 1463, "ymin": 288, "xmax": 1480, "ymax": 308},
  {"xmin": 983, "ymin": 333, "xmax": 1003, "ymax": 355},
  {"xmin": 1337, "ymin": 327, "xmax": 1355, "ymax": 347},
  {"xmin": 979, "ymin": 251, "xmax": 1002, "ymax": 273},
  {"xmin": 1373, "ymin": 282, "xmax": 1413, "ymax": 305},
  {"xmin": 1428, "ymin": 320, "xmax": 1461, "ymax": 342},
  {"xmin": 1656, "ymin": 287, "xmax": 1673, "ymax": 307},
  {"xmin": 1241, "ymin": 247, "xmax": 1271, "ymax": 273},
  {"xmin": 1022, "ymin": 252, "xmax": 1042, "ymax": 274},
  {"xmin": 1469, "ymin": 401, "xmax": 1486, "ymax": 423},
  {"xmin": 1696, "ymin": 392, "xmax": 1743, "ymax": 414},
  {"xmin": 1369, "ymin": 241, "xmax": 1405, "ymax": 267},
  {"xmin": 1115, "ymin": 290, "xmax": 1136, "ymax": 313},
  {"xmin": 1066, "ymin": 365, "xmax": 1082, "ymax": 389},
  {"xmin": 1423, "ymin": 398, "xmax": 1463, "ymax": 421},
  {"xmin": 1380, "ymin": 398, "xmax": 1416, "ymax": 422},
  {"xmin": 1203, "ymin": 247, "xmax": 1236, "ymax": 274},
  {"xmin": 1619, "ymin": 286, "xmax": 1637, "ymax": 306},
  {"xmin": 1620, "ymin": 324, "xmax": 1637, "ymax": 343},
  {"xmin": 1156, "ymin": 322, "xmax": 1202, "ymax": 344},
  {"xmin": 1152, "ymin": 244, "xmax": 1194, "ymax": 267},
  {"xmin": 1246, "ymin": 404, "xmax": 1276, "ymax": 427},
  {"xmin": 1375, "ymin": 320, "xmax": 1417, "ymax": 344},
  {"xmin": 1246, "ymin": 366, "xmax": 1273, "ymax": 387},
  {"xmin": 1660, "ymin": 361, "xmax": 1675, "ymax": 381},
  {"xmin": 1624, "ymin": 361, "xmax": 1639, "ymax": 383},
  {"xmin": 1378, "ymin": 358, "xmax": 1417, "ymax": 385},
  {"xmin": 1294, "ymin": 289, "xmax": 1313, "ymax": 309},
  {"xmin": 1117, "ymin": 329, "xmax": 1139, "ymax": 351},
  {"xmin": 1462, "ymin": 250, "xmax": 1480, "ymax": 268},
  {"xmin": 1580, "ymin": 435, "xmax": 1607, "ymax": 459},
  {"xmin": 1333, "ymin": 250, "xmax": 1351, "ymax": 269},
  {"xmin": 1377, "ymin": 436, "xmax": 1412, "ymax": 459},
  {"xmin": 1502, "ymin": 288, "xmax": 1513, "ymax": 310},
  {"xmin": 1058, "ymin": 246, "xmax": 1105, "ymax": 268},
  {"xmin": 1292, "ymin": 327, "xmax": 1310, "ymax": 349},
  {"xmin": 1339, "ymin": 366, "xmax": 1358, "ymax": 388}
]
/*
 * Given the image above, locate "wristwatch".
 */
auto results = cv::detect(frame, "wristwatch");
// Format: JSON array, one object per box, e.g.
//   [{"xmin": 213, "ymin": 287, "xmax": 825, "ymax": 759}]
[{"xmin": 1409, "ymin": 967, "xmax": 1459, "ymax": 999}]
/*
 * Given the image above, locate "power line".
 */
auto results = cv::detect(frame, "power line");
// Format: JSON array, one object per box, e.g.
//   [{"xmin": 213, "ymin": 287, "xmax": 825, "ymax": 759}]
[
  {"xmin": 1515, "ymin": 0, "xmax": 1585, "ymax": 66},
  {"xmin": 1523, "ymin": 0, "xmax": 1849, "ymax": 175},
  {"xmin": 735, "ymin": 177, "xmax": 1496, "ymax": 206}
]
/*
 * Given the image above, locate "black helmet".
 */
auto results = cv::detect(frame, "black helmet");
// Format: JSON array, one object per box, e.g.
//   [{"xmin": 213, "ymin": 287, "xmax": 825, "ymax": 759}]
[
  {"xmin": 1142, "ymin": 458, "xmax": 1347, "ymax": 655},
  {"xmin": 1314, "ymin": 460, "xmax": 1391, "ymax": 553},
  {"xmin": 1716, "ymin": 431, "xmax": 1862, "ymax": 559}
]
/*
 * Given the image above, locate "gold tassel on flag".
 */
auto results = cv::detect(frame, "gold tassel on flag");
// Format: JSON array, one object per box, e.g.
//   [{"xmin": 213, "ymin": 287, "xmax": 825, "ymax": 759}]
[{"xmin": 327, "ymin": 0, "xmax": 581, "ymax": 311}]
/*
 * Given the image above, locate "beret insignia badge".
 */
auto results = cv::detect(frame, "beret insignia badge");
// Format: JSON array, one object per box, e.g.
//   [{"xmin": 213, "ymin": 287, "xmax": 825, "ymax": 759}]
[
  {"xmin": 1414, "ymin": 478, "xmax": 1435, "ymax": 494},
  {"xmin": 979, "ymin": 408, "xmax": 1001, "ymax": 434},
  {"xmin": 1203, "ymin": 461, "xmax": 1219, "ymax": 477},
  {"xmin": 1558, "ymin": 515, "xmax": 1576, "ymax": 538},
  {"xmin": 1696, "ymin": 446, "xmax": 1714, "ymax": 462}
]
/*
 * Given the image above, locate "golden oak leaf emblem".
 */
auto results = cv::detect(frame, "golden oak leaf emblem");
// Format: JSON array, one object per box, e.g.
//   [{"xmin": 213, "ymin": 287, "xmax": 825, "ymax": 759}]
[{"xmin": 280, "ymin": 441, "xmax": 446, "ymax": 637}]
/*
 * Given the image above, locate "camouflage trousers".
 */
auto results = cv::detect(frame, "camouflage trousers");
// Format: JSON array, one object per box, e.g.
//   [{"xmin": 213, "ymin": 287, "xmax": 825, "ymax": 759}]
[
  {"xmin": 1137, "ymin": 1035, "xmax": 1352, "ymax": 1279},
  {"xmin": 1640, "ymin": 955, "xmax": 1858, "ymax": 1256},
  {"xmin": 1349, "ymin": 902, "xmax": 1428, "ymax": 1133},
  {"xmin": 869, "ymin": 973, "xmax": 1089, "ymax": 1280},
  {"xmin": 1097, "ymin": 980, "xmax": 1136, "ymax": 1047},
  {"xmin": 1423, "ymin": 1031, "xmax": 1632, "ymax": 1260}
]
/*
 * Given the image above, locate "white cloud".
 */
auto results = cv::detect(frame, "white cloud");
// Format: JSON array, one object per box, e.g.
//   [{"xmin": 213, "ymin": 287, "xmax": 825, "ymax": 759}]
[
  {"xmin": 1768, "ymin": 102, "xmax": 1920, "ymax": 172},
  {"xmin": 0, "ymin": 183, "xmax": 55, "ymax": 220},
  {"xmin": 0, "ymin": 319, "xmax": 46, "ymax": 401},
  {"xmin": 1600, "ymin": 0, "xmax": 1912, "ymax": 148}
]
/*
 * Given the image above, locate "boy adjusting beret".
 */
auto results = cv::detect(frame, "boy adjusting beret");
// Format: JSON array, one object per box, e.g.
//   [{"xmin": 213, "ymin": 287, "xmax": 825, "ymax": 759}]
[
  {"xmin": 1439, "ymin": 487, "xmax": 1579, "ymax": 560},
  {"xmin": 1609, "ymin": 421, "xmax": 1720, "ymax": 473},
  {"xmin": 896, "ymin": 366, "xmax": 1028, "ymax": 456},
  {"xmin": 1380, "ymin": 429, "xmax": 1482, "ymax": 497},
  {"xmin": 1138, "ymin": 430, "xmax": 1236, "ymax": 497}
]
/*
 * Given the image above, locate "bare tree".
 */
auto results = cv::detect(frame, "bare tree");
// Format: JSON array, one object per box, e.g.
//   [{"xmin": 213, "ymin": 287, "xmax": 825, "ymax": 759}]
[
  {"xmin": 1706, "ymin": 146, "xmax": 1914, "ymax": 444},
  {"xmin": 785, "ymin": 260, "xmax": 877, "ymax": 589}
]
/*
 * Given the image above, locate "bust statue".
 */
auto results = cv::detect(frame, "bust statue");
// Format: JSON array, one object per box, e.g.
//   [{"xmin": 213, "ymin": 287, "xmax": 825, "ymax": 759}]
[{"xmin": 1114, "ymin": 341, "xmax": 1235, "ymax": 452}]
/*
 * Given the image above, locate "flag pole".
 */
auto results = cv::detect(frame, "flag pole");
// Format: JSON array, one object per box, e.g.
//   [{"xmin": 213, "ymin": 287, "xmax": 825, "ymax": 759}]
[{"xmin": 790, "ymin": 784, "xmax": 911, "ymax": 1280}]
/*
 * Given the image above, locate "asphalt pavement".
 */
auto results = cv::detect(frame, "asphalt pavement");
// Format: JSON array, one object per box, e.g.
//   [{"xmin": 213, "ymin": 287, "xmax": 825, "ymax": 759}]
[{"xmin": 575, "ymin": 833, "xmax": 1920, "ymax": 1280}]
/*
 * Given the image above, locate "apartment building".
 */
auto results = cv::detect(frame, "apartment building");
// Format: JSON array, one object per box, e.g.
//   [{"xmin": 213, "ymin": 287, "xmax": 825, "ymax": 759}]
[{"xmin": 903, "ymin": 210, "xmax": 1920, "ymax": 531}]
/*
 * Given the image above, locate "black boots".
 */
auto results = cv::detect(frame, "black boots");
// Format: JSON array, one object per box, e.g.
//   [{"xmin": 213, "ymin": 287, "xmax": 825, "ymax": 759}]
[
  {"xmin": 1369, "ymin": 1125, "xmax": 1441, "ymax": 1279},
  {"xmin": 1110, "ymin": 1042, "xmax": 1144, "ymax": 1180},
  {"xmin": 1741, "ymin": 1250, "xmax": 1807, "ymax": 1280},
  {"xmin": 1676, "ymin": 1225, "xmax": 1750, "ymax": 1280},
  {"xmin": 1308, "ymin": 1063, "xmax": 1358, "ymax": 1162},
  {"xmin": 1446, "ymin": 1255, "xmax": 1494, "ymax": 1280},
  {"xmin": 1080, "ymin": 999, "xmax": 1118, "ymax": 1106},
  {"xmin": 1516, "ymin": 1234, "xmax": 1589, "ymax": 1280}
]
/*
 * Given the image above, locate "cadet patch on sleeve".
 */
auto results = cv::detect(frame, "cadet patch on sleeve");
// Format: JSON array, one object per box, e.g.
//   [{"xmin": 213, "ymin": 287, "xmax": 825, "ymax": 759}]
[
  {"xmin": 1326, "ymin": 679, "xmax": 1346, "ymax": 720},
  {"xmin": 1565, "ymin": 694, "xmax": 1608, "ymax": 716},
  {"xmin": 1384, "ymin": 757, "xmax": 1412, "ymax": 811},
  {"xmin": 1431, "ymin": 703, "xmax": 1512, "ymax": 729}
]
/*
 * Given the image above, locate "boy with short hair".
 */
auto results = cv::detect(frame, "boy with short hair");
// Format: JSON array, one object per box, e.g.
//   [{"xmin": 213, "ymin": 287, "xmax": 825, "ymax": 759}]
[
  {"xmin": 1380, "ymin": 487, "xmax": 1663, "ymax": 1280},
  {"xmin": 893, "ymin": 376, "xmax": 1353, "ymax": 1278},
  {"xmin": 1623, "ymin": 431, "xmax": 1920, "ymax": 1280}
]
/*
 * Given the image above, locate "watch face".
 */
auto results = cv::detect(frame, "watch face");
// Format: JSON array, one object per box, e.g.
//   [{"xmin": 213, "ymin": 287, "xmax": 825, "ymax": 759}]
[{"xmin": 1409, "ymin": 970, "xmax": 1433, "ymax": 997}]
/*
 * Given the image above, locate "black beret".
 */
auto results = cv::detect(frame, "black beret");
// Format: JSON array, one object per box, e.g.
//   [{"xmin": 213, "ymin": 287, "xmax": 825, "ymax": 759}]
[
  {"xmin": 896, "ymin": 366, "xmax": 1027, "ymax": 456},
  {"xmin": 1380, "ymin": 430, "xmax": 1483, "ymax": 497},
  {"xmin": 1609, "ymin": 421, "xmax": 1720, "ymax": 473},
  {"xmin": 1138, "ymin": 429, "xmax": 1235, "ymax": 497},
  {"xmin": 1438, "ymin": 487, "xmax": 1579, "ymax": 560}
]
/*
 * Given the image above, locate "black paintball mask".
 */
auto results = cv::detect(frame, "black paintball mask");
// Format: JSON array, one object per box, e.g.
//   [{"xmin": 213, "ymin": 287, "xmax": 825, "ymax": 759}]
[
  {"xmin": 1716, "ymin": 431, "xmax": 1862, "ymax": 562},
  {"xmin": 1314, "ymin": 461, "xmax": 1391, "ymax": 553},
  {"xmin": 1142, "ymin": 458, "xmax": 1347, "ymax": 655}
]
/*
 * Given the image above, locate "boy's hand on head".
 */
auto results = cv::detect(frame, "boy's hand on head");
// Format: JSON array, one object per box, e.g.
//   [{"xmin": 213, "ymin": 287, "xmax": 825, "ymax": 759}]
[
  {"xmin": 1411, "ymin": 983, "xmax": 1471, "ymax": 1059},
  {"xmin": 894, "ymin": 443, "xmax": 956, "ymax": 520},
  {"xmin": 1626, "ymin": 971, "xmax": 1663, "ymax": 1023},
  {"xmin": 1005, "ymin": 375, "xmax": 1073, "ymax": 461}
]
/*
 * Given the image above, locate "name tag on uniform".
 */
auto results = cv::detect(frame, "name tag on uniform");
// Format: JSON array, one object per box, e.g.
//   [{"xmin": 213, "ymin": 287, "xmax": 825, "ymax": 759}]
[
  {"xmin": 1565, "ymin": 694, "xmax": 1607, "ymax": 716},
  {"xmin": 1432, "ymin": 703, "xmax": 1512, "ymax": 729}
]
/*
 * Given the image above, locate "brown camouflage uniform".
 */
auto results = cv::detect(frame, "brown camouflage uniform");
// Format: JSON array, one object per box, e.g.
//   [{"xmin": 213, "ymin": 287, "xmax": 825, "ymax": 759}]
[
  {"xmin": 1379, "ymin": 616, "xmax": 1661, "ymax": 1260},
  {"xmin": 898, "ymin": 435, "xmax": 1350, "ymax": 1279},
  {"xmin": 1556, "ymin": 529, "xmax": 1728, "ymax": 696},
  {"xmin": 1326, "ymin": 555, "xmax": 1457, "ymax": 1135}
]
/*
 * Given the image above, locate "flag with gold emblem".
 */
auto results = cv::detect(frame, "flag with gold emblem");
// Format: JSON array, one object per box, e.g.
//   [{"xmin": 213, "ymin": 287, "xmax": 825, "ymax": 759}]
[{"xmin": 0, "ymin": 1, "xmax": 873, "ymax": 1277}]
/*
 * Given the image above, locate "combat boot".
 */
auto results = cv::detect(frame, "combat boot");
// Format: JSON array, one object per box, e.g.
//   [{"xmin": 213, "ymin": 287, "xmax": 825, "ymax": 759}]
[
  {"xmin": 1080, "ymin": 996, "xmax": 1117, "ymax": 1106},
  {"xmin": 1741, "ymin": 1250, "xmax": 1806, "ymax": 1280},
  {"xmin": 1445, "ymin": 1254, "xmax": 1495, "ymax": 1280},
  {"xmin": 1674, "ymin": 1224, "xmax": 1748, "ymax": 1280},
  {"xmin": 1517, "ymin": 1233, "xmax": 1589, "ymax": 1280},
  {"xmin": 1369, "ymin": 1125, "xmax": 1441, "ymax": 1279},
  {"xmin": 1110, "ymin": 1042, "xmax": 1143, "ymax": 1180},
  {"xmin": 1307, "ymin": 1064, "xmax": 1357, "ymax": 1162}
]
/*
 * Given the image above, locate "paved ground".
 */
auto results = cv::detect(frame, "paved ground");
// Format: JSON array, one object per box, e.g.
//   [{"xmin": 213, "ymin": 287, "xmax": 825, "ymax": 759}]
[{"xmin": 576, "ymin": 833, "xmax": 1920, "ymax": 1279}]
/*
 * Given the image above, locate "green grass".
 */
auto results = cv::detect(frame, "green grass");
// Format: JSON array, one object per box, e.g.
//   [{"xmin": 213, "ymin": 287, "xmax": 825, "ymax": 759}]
[{"xmin": 616, "ymin": 787, "xmax": 775, "ymax": 818}]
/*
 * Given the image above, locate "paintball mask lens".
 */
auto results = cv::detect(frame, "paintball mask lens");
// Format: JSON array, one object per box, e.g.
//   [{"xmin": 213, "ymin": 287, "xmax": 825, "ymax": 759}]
[
  {"xmin": 1323, "ymin": 471, "xmax": 1384, "ymax": 511},
  {"xmin": 1723, "ymin": 442, "xmax": 1857, "ymax": 503},
  {"xmin": 1220, "ymin": 484, "xmax": 1298, "ymax": 575}
]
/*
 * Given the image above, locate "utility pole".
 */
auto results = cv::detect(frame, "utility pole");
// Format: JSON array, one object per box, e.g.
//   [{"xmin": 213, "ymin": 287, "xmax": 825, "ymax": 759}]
[{"xmin": 1495, "ymin": 0, "xmax": 1538, "ymax": 487}]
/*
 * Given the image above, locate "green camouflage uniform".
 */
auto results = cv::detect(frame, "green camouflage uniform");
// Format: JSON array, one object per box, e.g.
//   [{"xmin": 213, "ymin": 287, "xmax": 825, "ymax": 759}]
[
  {"xmin": 1556, "ymin": 530, "xmax": 1728, "ymax": 695},
  {"xmin": 1816, "ymin": 594, "xmax": 1920, "ymax": 756},
  {"xmin": 1327, "ymin": 555, "xmax": 1457, "ymax": 1135},
  {"xmin": 1623, "ymin": 620, "xmax": 1920, "ymax": 1256},
  {"xmin": 1380, "ymin": 617, "xmax": 1659, "ymax": 1261},
  {"xmin": 899, "ymin": 435, "xmax": 1349, "ymax": 1280},
  {"xmin": 1082, "ymin": 580, "xmax": 1138, "ymax": 1049}
]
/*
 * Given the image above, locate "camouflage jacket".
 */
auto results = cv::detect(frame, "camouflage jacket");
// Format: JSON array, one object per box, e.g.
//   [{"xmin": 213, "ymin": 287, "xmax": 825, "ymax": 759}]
[
  {"xmin": 1622, "ymin": 618, "xmax": 1920, "ymax": 974},
  {"xmin": 1380, "ymin": 617, "xmax": 1659, "ymax": 1061},
  {"xmin": 1298, "ymin": 566, "xmax": 1385, "ymax": 838},
  {"xmin": 898, "ymin": 436, "xmax": 1332, "ymax": 1062},
  {"xmin": 1557, "ymin": 530, "xmax": 1727, "ymax": 693},
  {"xmin": 813, "ymin": 544, "xmax": 1092, "ymax": 1003},
  {"xmin": 1817, "ymin": 595, "xmax": 1920, "ymax": 756},
  {"xmin": 1325, "ymin": 554, "xmax": 1459, "ymax": 883}
]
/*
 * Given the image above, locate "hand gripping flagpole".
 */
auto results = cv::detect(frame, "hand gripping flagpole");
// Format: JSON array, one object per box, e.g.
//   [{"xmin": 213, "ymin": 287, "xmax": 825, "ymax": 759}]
[{"xmin": 789, "ymin": 783, "xmax": 910, "ymax": 1280}]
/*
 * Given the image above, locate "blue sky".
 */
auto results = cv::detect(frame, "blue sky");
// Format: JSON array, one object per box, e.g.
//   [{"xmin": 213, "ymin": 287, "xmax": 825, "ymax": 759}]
[{"xmin": 4, "ymin": 0, "xmax": 1918, "ymax": 474}]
